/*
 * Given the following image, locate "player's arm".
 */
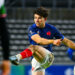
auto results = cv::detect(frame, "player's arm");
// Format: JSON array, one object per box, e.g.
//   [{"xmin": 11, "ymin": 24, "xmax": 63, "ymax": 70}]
[
  {"xmin": 31, "ymin": 34, "xmax": 61, "ymax": 46},
  {"xmin": 62, "ymin": 37, "xmax": 75, "ymax": 49}
]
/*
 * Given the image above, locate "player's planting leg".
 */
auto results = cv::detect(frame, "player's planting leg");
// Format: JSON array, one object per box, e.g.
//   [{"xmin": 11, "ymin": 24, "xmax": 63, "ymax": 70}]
[{"xmin": 31, "ymin": 45, "xmax": 54, "ymax": 75}]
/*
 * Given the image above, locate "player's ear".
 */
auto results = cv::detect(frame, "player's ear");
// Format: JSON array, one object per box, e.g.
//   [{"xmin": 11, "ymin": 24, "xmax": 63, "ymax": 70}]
[{"xmin": 44, "ymin": 18, "xmax": 47, "ymax": 21}]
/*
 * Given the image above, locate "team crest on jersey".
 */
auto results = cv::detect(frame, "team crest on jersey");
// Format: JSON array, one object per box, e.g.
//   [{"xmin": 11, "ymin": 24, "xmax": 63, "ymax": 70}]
[
  {"xmin": 30, "ymin": 30, "xmax": 34, "ymax": 34},
  {"xmin": 46, "ymin": 31, "xmax": 51, "ymax": 36}
]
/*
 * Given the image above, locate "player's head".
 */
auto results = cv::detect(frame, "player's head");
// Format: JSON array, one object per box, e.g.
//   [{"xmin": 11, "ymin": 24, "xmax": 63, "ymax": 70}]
[{"xmin": 33, "ymin": 7, "xmax": 48, "ymax": 28}]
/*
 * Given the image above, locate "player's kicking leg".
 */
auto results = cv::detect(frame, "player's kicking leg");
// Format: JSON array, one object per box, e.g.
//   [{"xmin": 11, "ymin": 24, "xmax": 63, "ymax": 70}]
[
  {"xmin": 10, "ymin": 45, "xmax": 54, "ymax": 75},
  {"xmin": 10, "ymin": 45, "xmax": 54, "ymax": 68}
]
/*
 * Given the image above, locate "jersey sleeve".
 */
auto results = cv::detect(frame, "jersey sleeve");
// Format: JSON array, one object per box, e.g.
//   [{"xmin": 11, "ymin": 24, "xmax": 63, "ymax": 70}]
[
  {"xmin": 0, "ymin": 0, "xmax": 4, "ymax": 8},
  {"xmin": 54, "ymin": 27, "xmax": 64, "ymax": 40},
  {"xmin": 28, "ymin": 26, "xmax": 37, "ymax": 38},
  {"xmin": 28, "ymin": 26, "xmax": 38, "ymax": 45},
  {"xmin": 0, "ymin": 5, "xmax": 6, "ymax": 15}
]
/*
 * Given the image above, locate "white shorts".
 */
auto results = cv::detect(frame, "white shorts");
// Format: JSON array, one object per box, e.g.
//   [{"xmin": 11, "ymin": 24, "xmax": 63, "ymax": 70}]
[{"xmin": 31, "ymin": 49, "xmax": 54, "ymax": 72}]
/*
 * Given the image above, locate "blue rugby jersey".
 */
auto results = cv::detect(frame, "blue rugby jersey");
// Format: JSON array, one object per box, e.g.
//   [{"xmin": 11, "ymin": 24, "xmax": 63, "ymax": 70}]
[{"xmin": 28, "ymin": 23, "xmax": 64, "ymax": 52}]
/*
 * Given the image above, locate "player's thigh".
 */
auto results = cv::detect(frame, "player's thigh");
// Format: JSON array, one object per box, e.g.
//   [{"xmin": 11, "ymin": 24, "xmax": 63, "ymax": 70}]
[
  {"xmin": 29, "ymin": 45, "xmax": 47, "ymax": 63},
  {"xmin": 32, "ymin": 71, "xmax": 45, "ymax": 75},
  {"xmin": 33, "ymin": 45, "xmax": 53, "ymax": 63},
  {"xmin": 32, "ymin": 45, "xmax": 48, "ymax": 63}
]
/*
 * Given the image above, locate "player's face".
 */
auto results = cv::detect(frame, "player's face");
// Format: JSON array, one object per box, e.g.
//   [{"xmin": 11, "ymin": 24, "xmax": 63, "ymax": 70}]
[{"xmin": 34, "ymin": 14, "xmax": 47, "ymax": 28}]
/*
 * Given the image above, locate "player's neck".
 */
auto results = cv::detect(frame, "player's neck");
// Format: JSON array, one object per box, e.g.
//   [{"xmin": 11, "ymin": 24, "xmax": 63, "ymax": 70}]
[{"xmin": 36, "ymin": 23, "xmax": 45, "ymax": 28}]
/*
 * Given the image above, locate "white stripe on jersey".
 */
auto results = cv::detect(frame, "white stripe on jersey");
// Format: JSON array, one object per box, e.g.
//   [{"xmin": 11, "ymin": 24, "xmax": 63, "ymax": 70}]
[{"xmin": 0, "ymin": 0, "xmax": 4, "ymax": 8}]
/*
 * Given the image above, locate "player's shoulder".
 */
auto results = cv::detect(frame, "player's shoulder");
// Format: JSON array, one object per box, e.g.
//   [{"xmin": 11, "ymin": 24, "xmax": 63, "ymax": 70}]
[
  {"xmin": 46, "ymin": 23, "xmax": 56, "ymax": 29},
  {"xmin": 28, "ymin": 24, "xmax": 37, "ymax": 30}
]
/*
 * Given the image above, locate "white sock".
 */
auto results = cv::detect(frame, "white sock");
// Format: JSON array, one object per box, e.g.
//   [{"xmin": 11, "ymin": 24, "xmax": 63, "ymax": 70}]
[{"xmin": 16, "ymin": 54, "xmax": 22, "ymax": 61}]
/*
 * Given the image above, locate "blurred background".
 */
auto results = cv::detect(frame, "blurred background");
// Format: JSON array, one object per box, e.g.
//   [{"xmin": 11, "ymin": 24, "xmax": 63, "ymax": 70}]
[{"xmin": 1, "ymin": 0, "xmax": 75, "ymax": 75}]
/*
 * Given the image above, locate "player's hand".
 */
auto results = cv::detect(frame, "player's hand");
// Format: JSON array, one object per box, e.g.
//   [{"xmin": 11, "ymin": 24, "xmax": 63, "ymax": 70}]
[{"xmin": 53, "ymin": 39, "xmax": 62, "ymax": 46}]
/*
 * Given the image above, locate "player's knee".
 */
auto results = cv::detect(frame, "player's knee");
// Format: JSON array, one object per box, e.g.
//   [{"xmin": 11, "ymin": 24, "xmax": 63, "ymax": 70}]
[{"xmin": 29, "ymin": 45, "xmax": 38, "ymax": 53}]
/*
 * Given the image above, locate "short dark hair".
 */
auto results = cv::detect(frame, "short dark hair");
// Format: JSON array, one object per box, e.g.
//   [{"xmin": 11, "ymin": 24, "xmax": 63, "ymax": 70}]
[{"xmin": 33, "ymin": 7, "xmax": 48, "ymax": 18}]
